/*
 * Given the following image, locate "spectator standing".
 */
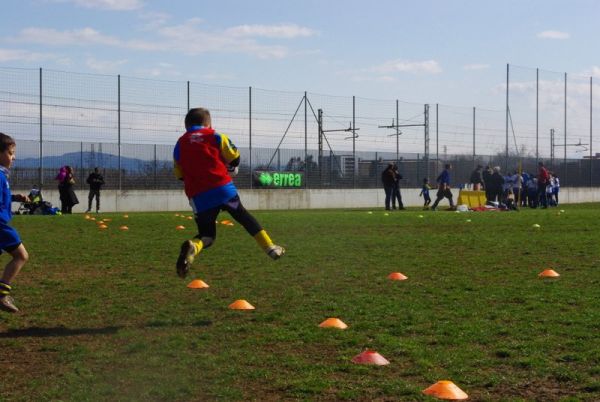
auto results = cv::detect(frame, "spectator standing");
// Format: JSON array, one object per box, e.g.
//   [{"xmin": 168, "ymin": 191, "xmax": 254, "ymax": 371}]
[
  {"xmin": 482, "ymin": 165, "xmax": 493, "ymax": 203},
  {"xmin": 85, "ymin": 167, "xmax": 105, "ymax": 213},
  {"xmin": 431, "ymin": 164, "xmax": 455, "ymax": 211},
  {"xmin": 381, "ymin": 163, "xmax": 396, "ymax": 211},
  {"xmin": 56, "ymin": 165, "xmax": 78, "ymax": 214},
  {"xmin": 537, "ymin": 162, "xmax": 550, "ymax": 208},
  {"xmin": 489, "ymin": 167, "xmax": 505, "ymax": 204},
  {"xmin": 391, "ymin": 163, "xmax": 405, "ymax": 210},
  {"xmin": 552, "ymin": 174, "xmax": 560, "ymax": 205},
  {"xmin": 469, "ymin": 165, "xmax": 484, "ymax": 190}
]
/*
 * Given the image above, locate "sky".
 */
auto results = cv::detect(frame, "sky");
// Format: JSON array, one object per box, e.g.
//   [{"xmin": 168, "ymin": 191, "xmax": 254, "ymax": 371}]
[
  {"xmin": 1, "ymin": 0, "xmax": 599, "ymax": 107},
  {"xmin": 1, "ymin": 0, "xmax": 599, "ymax": 157}
]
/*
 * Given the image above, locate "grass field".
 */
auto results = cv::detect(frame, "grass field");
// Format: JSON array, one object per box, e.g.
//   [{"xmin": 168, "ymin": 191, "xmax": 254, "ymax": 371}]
[{"xmin": 1, "ymin": 205, "xmax": 599, "ymax": 401}]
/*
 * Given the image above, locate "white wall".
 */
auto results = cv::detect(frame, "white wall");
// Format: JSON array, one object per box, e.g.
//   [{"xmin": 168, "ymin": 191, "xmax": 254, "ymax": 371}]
[{"xmin": 13, "ymin": 187, "xmax": 598, "ymax": 213}]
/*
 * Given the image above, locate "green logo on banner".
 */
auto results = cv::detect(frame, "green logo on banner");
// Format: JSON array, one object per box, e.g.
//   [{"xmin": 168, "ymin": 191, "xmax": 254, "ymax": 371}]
[{"xmin": 259, "ymin": 172, "xmax": 273, "ymax": 185}]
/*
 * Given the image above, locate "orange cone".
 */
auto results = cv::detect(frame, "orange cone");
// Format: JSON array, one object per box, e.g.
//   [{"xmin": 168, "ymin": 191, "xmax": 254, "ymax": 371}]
[
  {"xmin": 319, "ymin": 318, "xmax": 348, "ymax": 329},
  {"xmin": 119, "ymin": 225, "xmax": 129, "ymax": 231},
  {"xmin": 103, "ymin": 218, "xmax": 112, "ymax": 222},
  {"xmin": 351, "ymin": 350, "xmax": 390, "ymax": 365},
  {"xmin": 422, "ymin": 380, "xmax": 468, "ymax": 400},
  {"xmin": 98, "ymin": 224, "xmax": 108, "ymax": 229},
  {"xmin": 176, "ymin": 225, "xmax": 185, "ymax": 230},
  {"xmin": 123, "ymin": 214, "xmax": 129, "ymax": 218},
  {"xmin": 90, "ymin": 217, "xmax": 96, "ymax": 221},
  {"xmin": 175, "ymin": 213, "xmax": 180, "ymax": 217},
  {"xmin": 539, "ymin": 269, "xmax": 560, "ymax": 278},
  {"xmin": 187, "ymin": 279, "xmax": 209, "ymax": 289},
  {"xmin": 186, "ymin": 216, "xmax": 193, "ymax": 220},
  {"xmin": 228, "ymin": 299, "xmax": 255, "ymax": 310},
  {"xmin": 84, "ymin": 214, "xmax": 91, "ymax": 220},
  {"xmin": 388, "ymin": 272, "xmax": 408, "ymax": 281}
]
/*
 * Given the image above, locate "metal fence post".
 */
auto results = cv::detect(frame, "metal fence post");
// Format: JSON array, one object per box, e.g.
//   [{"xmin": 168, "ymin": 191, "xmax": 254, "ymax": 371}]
[
  {"xmin": 564, "ymin": 72, "xmax": 568, "ymax": 185},
  {"xmin": 39, "ymin": 67, "xmax": 43, "ymax": 187},
  {"xmin": 472, "ymin": 106, "xmax": 476, "ymax": 167},
  {"xmin": 591, "ymin": 76, "xmax": 594, "ymax": 187},
  {"xmin": 304, "ymin": 91, "xmax": 308, "ymax": 189},
  {"xmin": 505, "ymin": 63, "xmax": 509, "ymax": 173},
  {"xmin": 249, "ymin": 86, "xmax": 252, "ymax": 189},
  {"xmin": 118, "ymin": 74, "xmax": 122, "ymax": 191},
  {"xmin": 352, "ymin": 95, "xmax": 356, "ymax": 189},
  {"xmin": 154, "ymin": 144, "xmax": 157, "ymax": 189}
]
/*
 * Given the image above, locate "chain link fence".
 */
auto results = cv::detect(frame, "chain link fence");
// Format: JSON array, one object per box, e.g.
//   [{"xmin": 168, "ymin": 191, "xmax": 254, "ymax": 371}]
[{"xmin": 1, "ymin": 66, "xmax": 599, "ymax": 192}]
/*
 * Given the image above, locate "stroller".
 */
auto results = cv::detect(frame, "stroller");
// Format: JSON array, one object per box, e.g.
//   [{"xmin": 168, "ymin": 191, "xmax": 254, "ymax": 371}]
[{"xmin": 15, "ymin": 186, "xmax": 58, "ymax": 215}]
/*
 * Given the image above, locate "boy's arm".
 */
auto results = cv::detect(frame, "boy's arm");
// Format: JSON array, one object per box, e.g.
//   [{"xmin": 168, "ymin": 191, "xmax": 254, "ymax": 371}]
[
  {"xmin": 218, "ymin": 134, "xmax": 241, "ymax": 167},
  {"xmin": 173, "ymin": 141, "xmax": 184, "ymax": 180}
]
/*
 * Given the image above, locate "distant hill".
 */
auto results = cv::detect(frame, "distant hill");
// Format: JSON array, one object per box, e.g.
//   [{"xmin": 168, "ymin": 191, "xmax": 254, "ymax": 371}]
[{"xmin": 15, "ymin": 151, "xmax": 172, "ymax": 171}]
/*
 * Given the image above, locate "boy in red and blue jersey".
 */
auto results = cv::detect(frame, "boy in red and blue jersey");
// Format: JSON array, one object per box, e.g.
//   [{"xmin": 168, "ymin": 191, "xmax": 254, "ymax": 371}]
[
  {"xmin": 173, "ymin": 108, "xmax": 284, "ymax": 278},
  {"xmin": 0, "ymin": 133, "xmax": 30, "ymax": 313}
]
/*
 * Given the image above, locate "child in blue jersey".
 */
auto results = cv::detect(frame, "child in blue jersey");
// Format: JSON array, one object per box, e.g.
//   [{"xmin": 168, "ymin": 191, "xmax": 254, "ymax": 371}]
[
  {"xmin": 0, "ymin": 133, "xmax": 30, "ymax": 313},
  {"xmin": 419, "ymin": 178, "xmax": 432, "ymax": 209},
  {"xmin": 173, "ymin": 108, "xmax": 284, "ymax": 278}
]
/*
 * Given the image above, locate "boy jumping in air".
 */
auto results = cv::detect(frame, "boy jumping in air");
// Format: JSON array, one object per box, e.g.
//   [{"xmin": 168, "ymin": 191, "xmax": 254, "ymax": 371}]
[
  {"xmin": 0, "ymin": 133, "xmax": 30, "ymax": 313},
  {"xmin": 173, "ymin": 108, "xmax": 284, "ymax": 278}
]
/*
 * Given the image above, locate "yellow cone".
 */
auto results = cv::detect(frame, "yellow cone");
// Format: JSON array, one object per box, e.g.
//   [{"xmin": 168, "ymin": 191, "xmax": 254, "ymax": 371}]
[{"xmin": 119, "ymin": 225, "xmax": 129, "ymax": 231}]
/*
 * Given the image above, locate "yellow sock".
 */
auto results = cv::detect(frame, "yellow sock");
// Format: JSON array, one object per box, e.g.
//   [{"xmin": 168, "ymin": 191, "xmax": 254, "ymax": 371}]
[
  {"xmin": 253, "ymin": 230, "xmax": 274, "ymax": 252},
  {"xmin": 191, "ymin": 238, "xmax": 204, "ymax": 256}
]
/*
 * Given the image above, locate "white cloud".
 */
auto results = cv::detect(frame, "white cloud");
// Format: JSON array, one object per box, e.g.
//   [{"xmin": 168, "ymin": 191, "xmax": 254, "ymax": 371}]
[
  {"xmin": 463, "ymin": 63, "xmax": 490, "ymax": 71},
  {"xmin": 371, "ymin": 59, "xmax": 442, "ymax": 74},
  {"xmin": 8, "ymin": 20, "xmax": 314, "ymax": 59},
  {"xmin": 225, "ymin": 24, "xmax": 315, "ymax": 39},
  {"xmin": 0, "ymin": 48, "xmax": 57, "ymax": 62},
  {"xmin": 62, "ymin": 0, "xmax": 143, "ymax": 10},
  {"xmin": 14, "ymin": 27, "xmax": 121, "ymax": 46},
  {"xmin": 536, "ymin": 30, "xmax": 570, "ymax": 40},
  {"xmin": 138, "ymin": 11, "xmax": 171, "ymax": 30},
  {"xmin": 85, "ymin": 57, "xmax": 127, "ymax": 73}
]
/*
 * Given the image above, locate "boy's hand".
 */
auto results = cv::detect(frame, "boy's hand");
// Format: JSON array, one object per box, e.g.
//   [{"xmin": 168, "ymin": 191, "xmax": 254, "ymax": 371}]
[{"xmin": 227, "ymin": 166, "xmax": 239, "ymax": 177}]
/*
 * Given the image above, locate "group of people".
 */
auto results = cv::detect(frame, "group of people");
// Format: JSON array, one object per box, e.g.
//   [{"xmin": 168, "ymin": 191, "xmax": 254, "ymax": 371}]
[
  {"xmin": 470, "ymin": 162, "xmax": 560, "ymax": 209},
  {"xmin": 54, "ymin": 166, "xmax": 105, "ymax": 214},
  {"xmin": 381, "ymin": 163, "xmax": 405, "ymax": 210}
]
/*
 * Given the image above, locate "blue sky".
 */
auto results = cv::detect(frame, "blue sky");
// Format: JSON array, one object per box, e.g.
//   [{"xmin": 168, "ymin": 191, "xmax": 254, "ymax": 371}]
[{"xmin": 2, "ymin": 0, "xmax": 599, "ymax": 108}]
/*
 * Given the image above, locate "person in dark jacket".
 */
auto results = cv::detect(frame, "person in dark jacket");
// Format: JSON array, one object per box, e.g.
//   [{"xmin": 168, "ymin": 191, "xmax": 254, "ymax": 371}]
[
  {"xmin": 482, "ymin": 165, "xmax": 493, "ymax": 202},
  {"xmin": 56, "ymin": 165, "xmax": 78, "ymax": 214},
  {"xmin": 85, "ymin": 167, "xmax": 105, "ymax": 213},
  {"xmin": 488, "ymin": 166, "xmax": 505, "ymax": 204},
  {"xmin": 469, "ymin": 165, "xmax": 484, "ymax": 190},
  {"xmin": 391, "ymin": 163, "xmax": 405, "ymax": 210},
  {"xmin": 381, "ymin": 163, "xmax": 395, "ymax": 211}
]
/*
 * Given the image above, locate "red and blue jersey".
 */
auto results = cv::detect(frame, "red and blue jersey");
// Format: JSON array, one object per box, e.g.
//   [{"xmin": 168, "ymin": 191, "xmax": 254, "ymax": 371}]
[{"xmin": 174, "ymin": 126, "xmax": 240, "ymax": 212}]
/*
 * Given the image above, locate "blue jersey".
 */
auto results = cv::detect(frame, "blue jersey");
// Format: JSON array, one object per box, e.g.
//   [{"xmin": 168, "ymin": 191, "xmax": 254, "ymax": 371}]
[
  {"xmin": 0, "ymin": 167, "xmax": 13, "ymax": 224},
  {"xmin": 0, "ymin": 166, "xmax": 21, "ymax": 251}
]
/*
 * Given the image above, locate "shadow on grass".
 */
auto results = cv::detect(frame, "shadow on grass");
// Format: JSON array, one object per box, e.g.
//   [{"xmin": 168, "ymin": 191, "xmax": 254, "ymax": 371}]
[
  {"xmin": 0, "ymin": 320, "xmax": 213, "ymax": 338},
  {"xmin": 0, "ymin": 325, "xmax": 123, "ymax": 338}
]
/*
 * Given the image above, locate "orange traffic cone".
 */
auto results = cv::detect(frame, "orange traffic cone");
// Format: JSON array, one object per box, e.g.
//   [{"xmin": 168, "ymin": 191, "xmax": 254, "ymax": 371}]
[
  {"xmin": 98, "ymin": 224, "xmax": 108, "ymax": 229},
  {"xmin": 221, "ymin": 219, "xmax": 233, "ymax": 225},
  {"xmin": 176, "ymin": 225, "xmax": 185, "ymax": 230},
  {"xmin": 187, "ymin": 279, "xmax": 209, "ymax": 289},
  {"xmin": 388, "ymin": 272, "xmax": 408, "ymax": 281},
  {"xmin": 539, "ymin": 269, "xmax": 560, "ymax": 278},
  {"xmin": 228, "ymin": 299, "xmax": 255, "ymax": 310},
  {"xmin": 186, "ymin": 216, "xmax": 193, "ymax": 220},
  {"xmin": 422, "ymin": 380, "xmax": 468, "ymax": 400},
  {"xmin": 351, "ymin": 350, "xmax": 390, "ymax": 365},
  {"xmin": 84, "ymin": 214, "xmax": 91, "ymax": 220},
  {"xmin": 119, "ymin": 225, "xmax": 129, "ymax": 231},
  {"xmin": 103, "ymin": 218, "xmax": 112, "ymax": 222},
  {"xmin": 319, "ymin": 318, "xmax": 348, "ymax": 329}
]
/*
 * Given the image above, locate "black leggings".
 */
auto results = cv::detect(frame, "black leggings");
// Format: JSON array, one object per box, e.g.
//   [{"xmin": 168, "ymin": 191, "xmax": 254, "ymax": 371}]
[{"xmin": 193, "ymin": 195, "xmax": 262, "ymax": 249}]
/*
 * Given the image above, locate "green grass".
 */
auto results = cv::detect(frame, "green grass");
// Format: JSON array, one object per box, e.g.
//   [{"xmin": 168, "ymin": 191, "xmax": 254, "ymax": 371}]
[{"xmin": 1, "ymin": 205, "xmax": 599, "ymax": 401}]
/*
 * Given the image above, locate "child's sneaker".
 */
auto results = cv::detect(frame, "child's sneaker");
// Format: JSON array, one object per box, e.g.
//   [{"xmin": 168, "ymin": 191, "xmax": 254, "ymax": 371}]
[
  {"xmin": 176, "ymin": 240, "xmax": 195, "ymax": 278},
  {"xmin": 266, "ymin": 245, "xmax": 285, "ymax": 260},
  {"xmin": 0, "ymin": 295, "xmax": 19, "ymax": 313}
]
